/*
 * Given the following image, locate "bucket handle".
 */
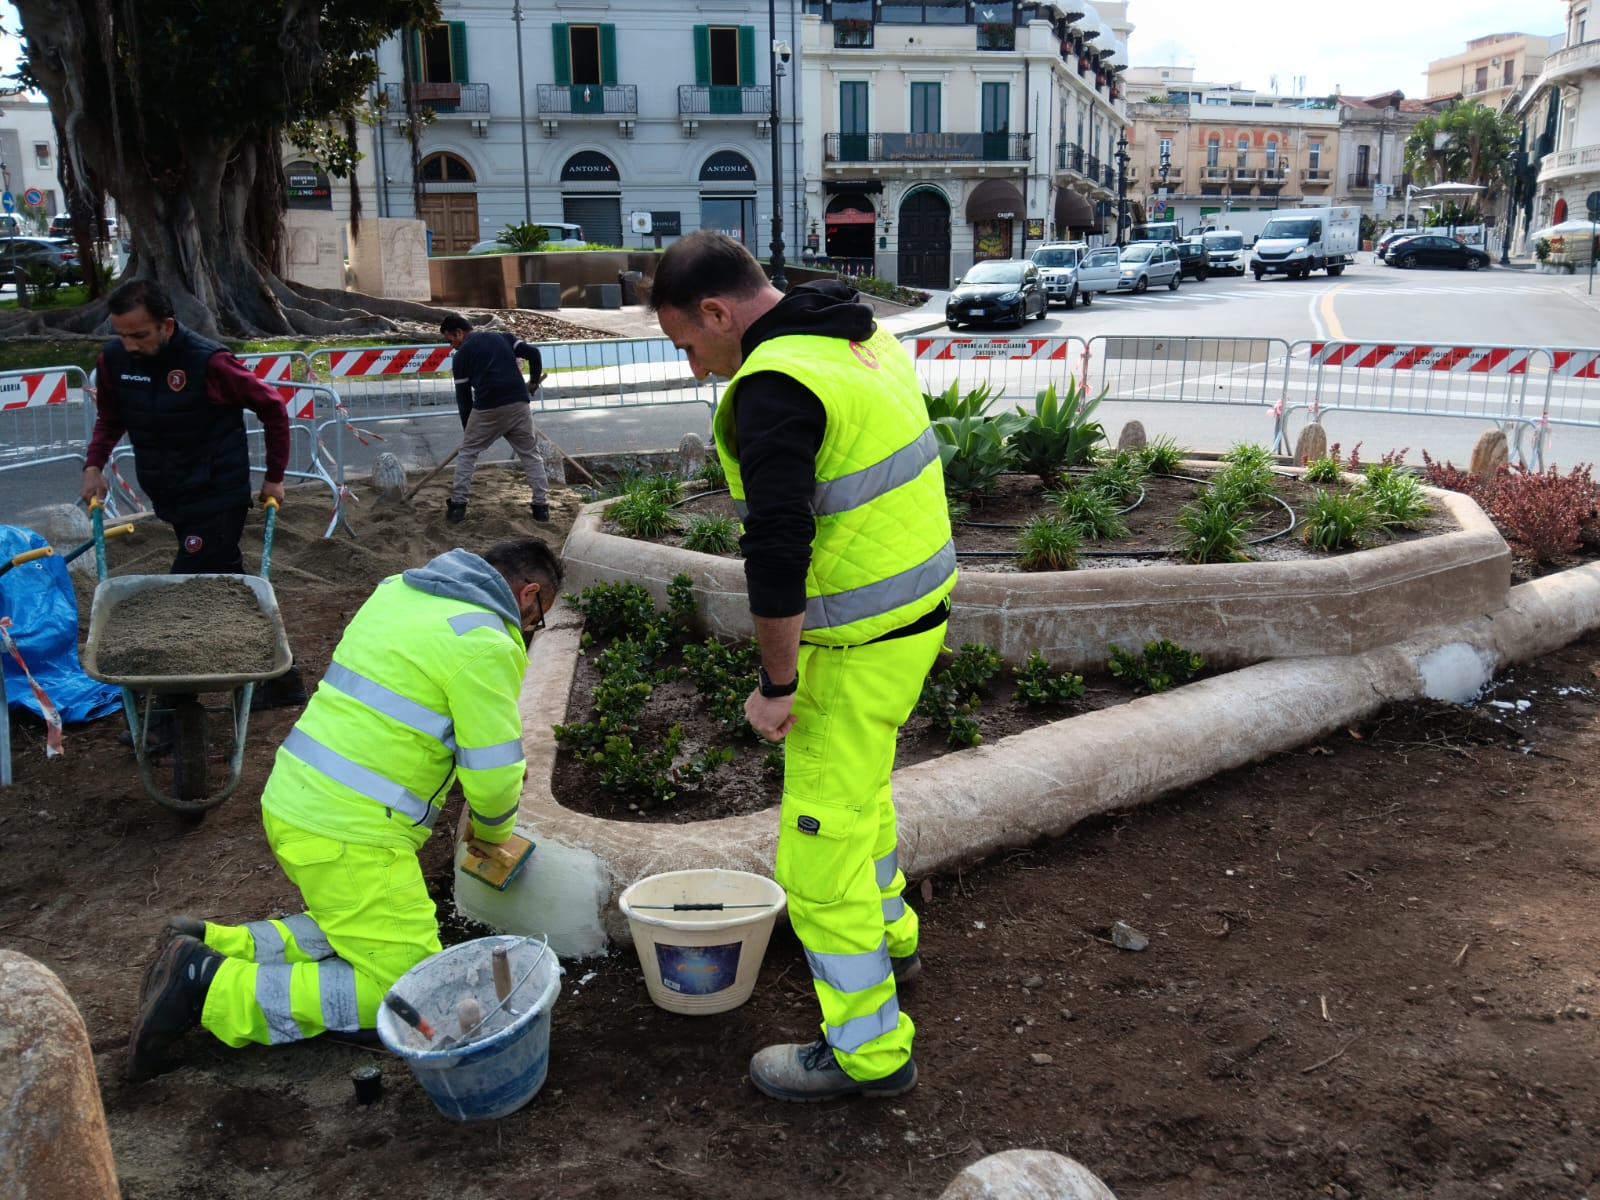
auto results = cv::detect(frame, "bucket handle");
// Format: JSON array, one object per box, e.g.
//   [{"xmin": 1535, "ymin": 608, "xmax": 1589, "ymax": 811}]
[
  {"xmin": 445, "ymin": 935, "xmax": 552, "ymax": 1050},
  {"xmin": 631, "ymin": 902, "xmax": 775, "ymax": 911}
]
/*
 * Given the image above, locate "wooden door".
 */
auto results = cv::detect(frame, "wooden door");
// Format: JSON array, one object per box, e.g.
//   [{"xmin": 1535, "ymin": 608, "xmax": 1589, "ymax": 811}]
[
  {"xmin": 897, "ymin": 190, "xmax": 950, "ymax": 289},
  {"xmin": 419, "ymin": 193, "xmax": 480, "ymax": 254}
]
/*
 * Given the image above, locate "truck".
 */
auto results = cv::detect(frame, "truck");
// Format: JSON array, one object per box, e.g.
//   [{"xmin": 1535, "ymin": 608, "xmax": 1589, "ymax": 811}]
[
  {"xmin": 1250, "ymin": 205, "xmax": 1360, "ymax": 280},
  {"xmin": 1128, "ymin": 220, "xmax": 1182, "ymax": 243},
  {"xmin": 1190, "ymin": 209, "xmax": 1278, "ymax": 244}
]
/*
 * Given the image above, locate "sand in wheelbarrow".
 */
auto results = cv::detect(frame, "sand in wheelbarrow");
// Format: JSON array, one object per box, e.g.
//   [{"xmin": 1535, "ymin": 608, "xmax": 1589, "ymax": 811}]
[{"xmin": 95, "ymin": 577, "xmax": 278, "ymax": 678}]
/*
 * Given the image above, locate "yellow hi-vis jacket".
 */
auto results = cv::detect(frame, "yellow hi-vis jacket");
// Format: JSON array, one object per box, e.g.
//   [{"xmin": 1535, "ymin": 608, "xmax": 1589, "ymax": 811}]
[
  {"xmin": 261, "ymin": 549, "xmax": 528, "ymax": 851},
  {"xmin": 715, "ymin": 324, "xmax": 956, "ymax": 647}
]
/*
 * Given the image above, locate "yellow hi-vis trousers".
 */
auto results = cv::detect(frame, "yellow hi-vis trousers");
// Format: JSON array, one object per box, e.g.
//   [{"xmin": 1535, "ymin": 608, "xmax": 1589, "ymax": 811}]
[
  {"xmin": 197, "ymin": 812, "xmax": 442, "ymax": 1047},
  {"xmin": 776, "ymin": 619, "xmax": 945, "ymax": 1082}
]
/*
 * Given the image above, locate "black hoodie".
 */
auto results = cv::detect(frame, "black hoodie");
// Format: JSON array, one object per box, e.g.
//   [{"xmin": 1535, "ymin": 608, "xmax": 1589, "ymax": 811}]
[{"xmin": 732, "ymin": 280, "xmax": 877, "ymax": 619}]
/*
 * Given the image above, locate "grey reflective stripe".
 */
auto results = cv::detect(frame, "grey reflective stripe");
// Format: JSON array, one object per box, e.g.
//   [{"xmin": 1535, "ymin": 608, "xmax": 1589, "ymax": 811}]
[
  {"xmin": 283, "ymin": 913, "xmax": 332, "ymax": 960},
  {"xmin": 324, "ymin": 661, "xmax": 455, "ymax": 748},
  {"xmin": 812, "ymin": 427, "xmax": 938, "ymax": 517},
  {"xmin": 317, "ymin": 960, "xmax": 362, "ymax": 1033},
  {"xmin": 826, "ymin": 993, "xmax": 902, "ymax": 1054},
  {"xmin": 805, "ymin": 940, "xmax": 891, "ymax": 995},
  {"xmin": 247, "ymin": 920, "xmax": 287, "ymax": 964},
  {"xmin": 456, "ymin": 737, "xmax": 524, "ymax": 771},
  {"xmin": 284, "ymin": 727, "xmax": 441, "ymax": 829},
  {"xmin": 875, "ymin": 849, "xmax": 899, "ymax": 890},
  {"xmin": 733, "ymin": 497, "xmax": 749, "ymax": 519},
  {"xmin": 255, "ymin": 963, "xmax": 302, "ymax": 1045},
  {"xmin": 805, "ymin": 540, "xmax": 956, "ymax": 632},
  {"xmin": 882, "ymin": 895, "xmax": 906, "ymax": 923},
  {"xmin": 450, "ymin": 612, "xmax": 505, "ymax": 636},
  {"xmin": 469, "ymin": 806, "xmax": 517, "ymax": 827}
]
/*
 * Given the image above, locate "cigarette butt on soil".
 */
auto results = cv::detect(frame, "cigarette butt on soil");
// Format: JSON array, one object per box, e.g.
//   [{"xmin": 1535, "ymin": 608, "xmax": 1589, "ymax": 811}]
[
  {"xmin": 1453, "ymin": 942, "xmax": 1470, "ymax": 967},
  {"xmin": 1320, "ymin": 994, "xmax": 1330, "ymax": 1022}
]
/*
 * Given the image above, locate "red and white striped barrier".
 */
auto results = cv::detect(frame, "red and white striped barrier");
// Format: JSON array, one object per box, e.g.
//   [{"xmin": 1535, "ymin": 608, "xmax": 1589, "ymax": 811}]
[
  {"xmin": 240, "ymin": 353, "xmax": 310, "ymax": 416},
  {"xmin": 321, "ymin": 345, "xmax": 454, "ymax": 379},
  {"xmin": 1547, "ymin": 349, "xmax": 1600, "ymax": 379},
  {"xmin": 0, "ymin": 371, "xmax": 70, "ymax": 410},
  {"xmin": 913, "ymin": 336, "xmax": 1077, "ymax": 361},
  {"xmin": 1308, "ymin": 342, "xmax": 1532, "ymax": 375}
]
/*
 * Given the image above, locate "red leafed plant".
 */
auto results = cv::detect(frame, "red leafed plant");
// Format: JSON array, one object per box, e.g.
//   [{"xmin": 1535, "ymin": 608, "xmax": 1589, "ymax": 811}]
[
  {"xmin": 1419, "ymin": 450, "xmax": 1481, "ymax": 496},
  {"xmin": 1482, "ymin": 464, "xmax": 1599, "ymax": 563}
]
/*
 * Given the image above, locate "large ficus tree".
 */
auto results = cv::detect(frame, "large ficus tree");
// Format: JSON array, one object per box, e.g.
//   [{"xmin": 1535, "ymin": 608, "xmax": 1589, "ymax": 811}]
[{"xmin": 10, "ymin": 0, "xmax": 438, "ymax": 337}]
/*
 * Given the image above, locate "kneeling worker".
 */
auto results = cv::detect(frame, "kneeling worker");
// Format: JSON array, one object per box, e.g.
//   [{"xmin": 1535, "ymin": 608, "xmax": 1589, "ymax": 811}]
[{"xmin": 127, "ymin": 537, "xmax": 563, "ymax": 1078}]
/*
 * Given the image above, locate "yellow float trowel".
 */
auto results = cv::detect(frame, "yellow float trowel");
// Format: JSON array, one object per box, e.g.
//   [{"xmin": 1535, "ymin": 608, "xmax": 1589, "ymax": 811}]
[{"xmin": 461, "ymin": 833, "xmax": 535, "ymax": 891}]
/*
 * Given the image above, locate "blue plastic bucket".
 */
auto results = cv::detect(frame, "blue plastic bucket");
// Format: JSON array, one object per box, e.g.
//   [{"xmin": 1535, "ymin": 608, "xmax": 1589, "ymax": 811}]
[{"xmin": 375, "ymin": 935, "xmax": 561, "ymax": 1121}]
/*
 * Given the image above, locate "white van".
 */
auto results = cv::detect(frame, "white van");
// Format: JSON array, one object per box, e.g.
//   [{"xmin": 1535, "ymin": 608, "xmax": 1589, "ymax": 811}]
[{"xmin": 1201, "ymin": 230, "xmax": 1249, "ymax": 276}]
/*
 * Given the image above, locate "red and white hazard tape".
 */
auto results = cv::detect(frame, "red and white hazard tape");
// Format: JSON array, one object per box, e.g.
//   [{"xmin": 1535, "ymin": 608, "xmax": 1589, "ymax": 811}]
[{"xmin": 0, "ymin": 617, "xmax": 65, "ymax": 758}]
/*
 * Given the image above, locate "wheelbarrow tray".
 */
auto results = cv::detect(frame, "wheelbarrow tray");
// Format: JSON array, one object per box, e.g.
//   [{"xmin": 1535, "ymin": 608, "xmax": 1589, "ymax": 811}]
[{"xmin": 82, "ymin": 573, "xmax": 292, "ymax": 691}]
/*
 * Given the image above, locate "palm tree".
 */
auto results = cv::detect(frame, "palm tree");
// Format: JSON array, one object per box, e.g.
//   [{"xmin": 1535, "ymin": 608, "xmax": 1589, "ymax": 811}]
[{"xmin": 1404, "ymin": 101, "xmax": 1519, "ymax": 200}]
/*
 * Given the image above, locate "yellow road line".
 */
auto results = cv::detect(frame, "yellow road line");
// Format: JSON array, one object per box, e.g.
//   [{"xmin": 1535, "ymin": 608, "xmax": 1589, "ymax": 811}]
[{"xmin": 1319, "ymin": 283, "xmax": 1350, "ymax": 341}]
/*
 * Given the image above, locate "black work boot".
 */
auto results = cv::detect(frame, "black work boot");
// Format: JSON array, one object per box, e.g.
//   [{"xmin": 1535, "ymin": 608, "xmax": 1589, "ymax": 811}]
[
  {"xmin": 446, "ymin": 500, "xmax": 467, "ymax": 524},
  {"xmin": 251, "ymin": 663, "xmax": 310, "ymax": 712},
  {"xmin": 128, "ymin": 934, "xmax": 223, "ymax": 1080},
  {"xmin": 530, "ymin": 500, "xmax": 551, "ymax": 522}
]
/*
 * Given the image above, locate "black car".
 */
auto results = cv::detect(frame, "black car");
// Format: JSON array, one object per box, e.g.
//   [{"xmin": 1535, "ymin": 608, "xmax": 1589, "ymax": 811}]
[
  {"xmin": 1175, "ymin": 241, "xmax": 1210, "ymax": 281},
  {"xmin": 946, "ymin": 259, "xmax": 1048, "ymax": 329},
  {"xmin": 0, "ymin": 236, "xmax": 83, "ymax": 284},
  {"xmin": 1384, "ymin": 234, "xmax": 1491, "ymax": 271}
]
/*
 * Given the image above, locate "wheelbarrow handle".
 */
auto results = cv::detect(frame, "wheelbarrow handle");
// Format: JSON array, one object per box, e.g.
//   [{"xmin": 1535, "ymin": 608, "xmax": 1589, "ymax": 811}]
[
  {"xmin": 0, "ymin": 547, "xmax": 54, "ymax": 579},
  {"xmin": 62, "ymin": 524, "xmax": 133, "ymax": 566}
]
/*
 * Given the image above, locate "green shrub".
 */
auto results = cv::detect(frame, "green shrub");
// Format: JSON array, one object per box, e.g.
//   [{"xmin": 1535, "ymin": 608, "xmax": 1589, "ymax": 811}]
[
  {"xmin": 924, "ymin": 381, "xmax": 999, "ymax": 422},
  {"xmin": 1303, "ymin": 455, "xmax": 1344, "ymax": 484},
  {"xmin": 1107, "ymin": 638, "xmax": 1204, "ymax": 693},
  {"xmin": 1013, "ymin": 650, "xmax": 1085, "ymax": 706},
  {"xmin": 566, "ymin": 580, "xmax": 659, "ymax": 642},
  {"xmin": 495, "ymin": 223, "xmax": 548, "ymax": 251},
  {"xmin": 1015, "ymin": 515, "xmax": 1081, "ymax": 571},
  {"xmin": 695, "ymin": 458, "xmax": 727, "ymax": 488},
  {"xmin": 609, "ymin": 489, "xmax": 680, "ymax": 539},
  {"xmin": 681, "ymin": 514, "xmax": 740, "ymax": 555},
  {"xmin": 1361, "ymin": 468, "xmax": 1432, "ymax": 530},
  {"xmin": 1138, "ymin": 436, "xmax": 1187, "ymax": 475},
  {"xmin": 1211, "ymin": 445, "xmax": 1278, "ymax": 507},
  {"xmin": 681, "ymin": 637, "xmax": 760, "ymax": 732},
  {"xmin": 1301, "ymin": 487, "xmax": 1373, "ymax": 551},
  {"xmin": 1176, "ymin": 490, "xmax": 1254, "ymax": 563},
  {"xmin": 917, "ymin": 642, "xmax": 1002, "ymax": 747},
  {"xmin": 1082, "ymin": 452, "xmax": 1145, "ymax": 504},
  {"xmin": 851, "ymin": 274, "xmax": 931, "ymax": 306},
  {"xmin": 934, "ymin": 413, "xmax": 1025, "ymax": 499},
  {"xmin": 1007, "ymin": 380, "xmax": 1106, "ymax": 486},
  {"xmin": 1048, "ymin": 485, "xmax": 1129, "ymax": 540}
]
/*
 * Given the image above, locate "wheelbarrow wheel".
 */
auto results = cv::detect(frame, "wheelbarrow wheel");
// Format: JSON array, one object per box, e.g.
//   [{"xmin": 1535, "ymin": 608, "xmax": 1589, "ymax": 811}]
[{"xmin": 166, "ymin": 699, "xmax": 214, "ymax": 811}]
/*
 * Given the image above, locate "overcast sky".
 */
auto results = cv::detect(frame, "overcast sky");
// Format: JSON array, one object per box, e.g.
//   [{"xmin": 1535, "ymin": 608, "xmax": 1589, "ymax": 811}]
[{"xmin": 0, "ymin": 1, "xmax": 1572, "ymax": 103}]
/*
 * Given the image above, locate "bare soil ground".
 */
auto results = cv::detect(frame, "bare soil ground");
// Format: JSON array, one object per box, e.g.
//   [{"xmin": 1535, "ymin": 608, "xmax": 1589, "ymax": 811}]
[{"xmin": 4, "ymin": 470, "xmax": 1600, "ymax": 1199}]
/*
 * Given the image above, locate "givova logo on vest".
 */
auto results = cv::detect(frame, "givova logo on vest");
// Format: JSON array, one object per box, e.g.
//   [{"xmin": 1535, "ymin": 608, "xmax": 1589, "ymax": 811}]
[
  {"xmin": 850, "ymin": 342, "xmax": 880, "ymax": 370},
  {"xmin": 167, "ymin": 369, "xmax": 187, "ymax": 391}
]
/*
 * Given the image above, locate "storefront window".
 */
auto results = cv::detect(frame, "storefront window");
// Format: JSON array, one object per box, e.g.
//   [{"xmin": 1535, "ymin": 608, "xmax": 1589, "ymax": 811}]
[{"xmin": 701, "ymin": 197, "xmax": 754, "ymax": 248}]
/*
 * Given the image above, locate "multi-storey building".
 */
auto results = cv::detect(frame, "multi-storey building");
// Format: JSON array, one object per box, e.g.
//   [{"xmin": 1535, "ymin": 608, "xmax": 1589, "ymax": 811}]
[
  {"xmin": 1424, "ymin": 33, "xmax": 1561, "ymax": 110},
  {"xmin": 799, "ymin": 0, "xmax": 1129, "ymax": 287},
  {"xmin": 370, "ymin": 1, "xmax": 803, "ymax": 256},
  {"xmin": 0, "ymin": 92, "xmax": 65, "ymax": 232},
  {"xmin": 1511, "ymin": 2, "xmax": 1597, "ymax": 246},
  {"xmin": 1335, "ymin": 91, "xmax": 1439, "ymax": 215}
]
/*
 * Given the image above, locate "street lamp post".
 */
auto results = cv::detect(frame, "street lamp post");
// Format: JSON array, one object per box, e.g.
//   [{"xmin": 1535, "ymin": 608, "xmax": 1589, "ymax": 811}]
[
  {"xmin": 767, "ymin": 0, "xmax": 788, "ymax": 291},
  {"xmin": 512, "ymin": 0, "xmax": 532, "ymax": 225},
  {"xmin": 1499, "ymin": 149, "xmax": 1521, "ymax": 266},
  {"xmin": 1115, "ymin": 130, "xmax": 1130, "ymax": 246}
]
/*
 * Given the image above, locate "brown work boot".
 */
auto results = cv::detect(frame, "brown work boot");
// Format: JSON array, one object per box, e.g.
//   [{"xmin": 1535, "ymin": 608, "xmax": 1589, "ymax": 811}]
[{"xmin": 128, "ymin": 934, "xmax": 222, "ymax": 1080}]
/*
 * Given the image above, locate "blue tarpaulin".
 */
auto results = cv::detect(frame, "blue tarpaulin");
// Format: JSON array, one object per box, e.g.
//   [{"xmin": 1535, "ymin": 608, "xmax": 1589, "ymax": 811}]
[{"xmin": 0, "ymin": 525, "xmax": 122, "ymax": 723}]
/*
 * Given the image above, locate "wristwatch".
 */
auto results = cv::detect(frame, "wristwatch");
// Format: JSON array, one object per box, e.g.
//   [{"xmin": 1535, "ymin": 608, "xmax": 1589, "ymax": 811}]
[{"xmin": 757, "ymin": 665, "xmax": 798, "ymax": 699}]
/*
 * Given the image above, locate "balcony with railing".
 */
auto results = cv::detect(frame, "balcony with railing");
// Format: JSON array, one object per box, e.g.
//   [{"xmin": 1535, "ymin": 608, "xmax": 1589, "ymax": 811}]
[
  {"xmin": 1058, "ymin": 142, "xmax": 1086, "ymax": 175},
  {"xmin": 1540, "ymin": 38, "xmax": 1600, "ymax": 85},
  {"xmin": 1257, "ymin": 167, "xmax": 1288, "ymax": 191},
  {"xmin": 1301, "ymin": 167, "xmax": 1332, "ymax": 186},
  {"xmin": 678, "ymin": 84, "xmax": 772, "ymax": 117},
  {"xmin": 976, "ymin": 22, "xmax": 1015, "ymax": 50},
  {"xmin": 825, "ymin": 131, "xmax": 1031, "ymax": 164},
  {"xmin": 1147, "ymin": 163, "xmax": 1183, "ymax": 182},
  {"xmin": 1538, "ymin": 141, "xmax": 1600, "ymax": 183},
  {"xmin": 535, "ymin": 83, "xmax": 638, "ymax": 116},
  {"xmin": 1201, "ymin": 166, "xmax": 1232, "ymax": 184},
  {"xmin": 1233, "ymin": 166, "xmax": 1259, "ymax": 183},
  {"xmin": 383, "ymin": 82, "xmax": 490, "ymax": 114},
  {"xmin": 833, "ymin": 18, "xmax": 874, "ymax": 47}
]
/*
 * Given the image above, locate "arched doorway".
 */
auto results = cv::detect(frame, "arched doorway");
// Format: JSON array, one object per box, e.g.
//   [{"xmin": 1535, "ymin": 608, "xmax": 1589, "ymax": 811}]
[
  {"xmin": 898, "ymin": 188, "xmax": 951, "ymax": 289},
  {"xmin": 561, "ymin": 150, "xmax": 623, "ymax": 247},
  {"xmin": 824, "ymin": 194, "xmax": 877, "ymax": 268},
  {"xmin": 417, "ymin": 152, "xmax": 479, "ymax": 254}
]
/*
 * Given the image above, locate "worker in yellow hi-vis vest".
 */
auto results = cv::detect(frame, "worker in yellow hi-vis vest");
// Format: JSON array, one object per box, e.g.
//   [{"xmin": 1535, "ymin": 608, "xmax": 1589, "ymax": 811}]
[
  {"xmin": 126, "ymin": 538, "xmax": 563, "ymax": 1080},
  {"xmin": 650, "ymin": 232, "xmax": 955, "ymax": 1101}
]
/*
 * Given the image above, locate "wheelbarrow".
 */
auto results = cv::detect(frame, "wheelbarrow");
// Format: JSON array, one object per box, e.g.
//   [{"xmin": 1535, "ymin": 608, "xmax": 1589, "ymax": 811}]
[{"xmin": 80, "ymin": 500, "xmax": 292, "ymax": 816}]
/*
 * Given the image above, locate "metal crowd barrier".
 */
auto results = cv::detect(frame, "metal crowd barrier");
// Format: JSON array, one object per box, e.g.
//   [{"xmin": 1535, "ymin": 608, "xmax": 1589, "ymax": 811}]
[
  {"xmin": 1524, "ymin": 347, "xmax": 1600, "ymax": 470},
  {"xmin": 0, "ymin": 365, "xmax": 94, "ymax": 489},
  {"xmin": 1276, "ymin": 340, "xmax": 1539, "ymax": 464},
  {"xmin": 1086, "ymin": 335, "xmax": 1292, "ymax": 417},
  {"xmin": 907, "ymin": 335, "xmax": 1091, "ymax": 409}
]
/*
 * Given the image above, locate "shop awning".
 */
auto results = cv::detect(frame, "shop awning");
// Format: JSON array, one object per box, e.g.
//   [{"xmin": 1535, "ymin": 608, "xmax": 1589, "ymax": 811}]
[
  {"xmin": 825, "ymin": 206, "xmax": 877, "ymax": 225},
  {"xmin": 1054, "ymin": 189, "xmax": 1095, "ymax": 231},
  {"xmin": 965, "ymin": 179, "xmax": 1024, "ymax": 223}
]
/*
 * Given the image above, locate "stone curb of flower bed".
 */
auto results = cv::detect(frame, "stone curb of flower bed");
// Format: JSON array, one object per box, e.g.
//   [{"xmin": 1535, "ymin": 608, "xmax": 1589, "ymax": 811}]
[{"xmin": 457, "ymin": 558, "xmax": 1600, "ymax": 959}]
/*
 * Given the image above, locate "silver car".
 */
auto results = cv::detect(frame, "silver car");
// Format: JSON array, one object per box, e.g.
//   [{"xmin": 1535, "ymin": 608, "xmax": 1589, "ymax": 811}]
[{"xmin": 1115, "ymin": 242, "xmax": 1182, "ymax": 292}]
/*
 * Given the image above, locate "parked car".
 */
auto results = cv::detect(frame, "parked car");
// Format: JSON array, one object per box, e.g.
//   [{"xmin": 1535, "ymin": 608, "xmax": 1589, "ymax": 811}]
[
  {"xmin": 1374, "ymin": 227, "xmax": 1426, "ymax": 259},
  {"xmin": 1029, "ymin": 242, "xmax": 1086, "ymax": 307},
  {"xmin": 1175, "ymin": 240, "xmax": 1210, "ymax": 281},
  {"xmin": 47, "ymin": 212, "xmax": 118, "ymax": 240},
  {"xmin": 1384, "ymin": 234, "xmax": 1491, "ymax": 271},
  {"xmin": 0, "ymin": 236, "xmax": 82, "ymax": 284},
  {"xmin": 467, "ymin": 221, "xmax": 586, "ymax": 253},
  {"xmin": 1115, "ymin": 242, "xmax": 1182, "ymax": 292},
  {"xmin": 1074, "ymin": 245, "xmax": 1122, "ymax": 303},
  {"xmin": 945, "ymin": 259, "xmax": 1048, "ymax": 329}
]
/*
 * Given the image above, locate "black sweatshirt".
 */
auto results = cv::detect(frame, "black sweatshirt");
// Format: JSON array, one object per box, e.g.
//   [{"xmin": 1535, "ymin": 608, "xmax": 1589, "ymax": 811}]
[{"xmin": 732, "ymin": 280, "xmax": 876, "ymax": 619}]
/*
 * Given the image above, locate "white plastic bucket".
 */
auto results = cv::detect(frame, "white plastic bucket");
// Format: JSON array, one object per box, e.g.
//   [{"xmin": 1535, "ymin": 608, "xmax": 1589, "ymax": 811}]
[
  {"xmin": 375, "ymin": 935, "xmax": 561, "ymax": 1121},
  {"xmin": 617, "ymin": 868, "xmax": 787, "ymax": 1015}
]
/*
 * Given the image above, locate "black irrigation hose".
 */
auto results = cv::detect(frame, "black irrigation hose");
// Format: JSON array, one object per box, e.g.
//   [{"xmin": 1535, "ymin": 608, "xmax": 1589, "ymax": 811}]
[{"xmin": 669, "ymin": 487, "xmax": 732, "ymax": 509}]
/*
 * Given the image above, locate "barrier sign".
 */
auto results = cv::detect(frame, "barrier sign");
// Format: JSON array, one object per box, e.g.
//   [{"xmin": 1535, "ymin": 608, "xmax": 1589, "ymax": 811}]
[
  {"xmin": 0, "ymin": 371, "xmax": 70, "ymax": 410},
  {"xmin": 1308, "ymin": 343, "xmax": 1531, "ymax": 375},
  {"xmin": 913, "ymin": 337, "xmax": 1074, "ymax": 361}
]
